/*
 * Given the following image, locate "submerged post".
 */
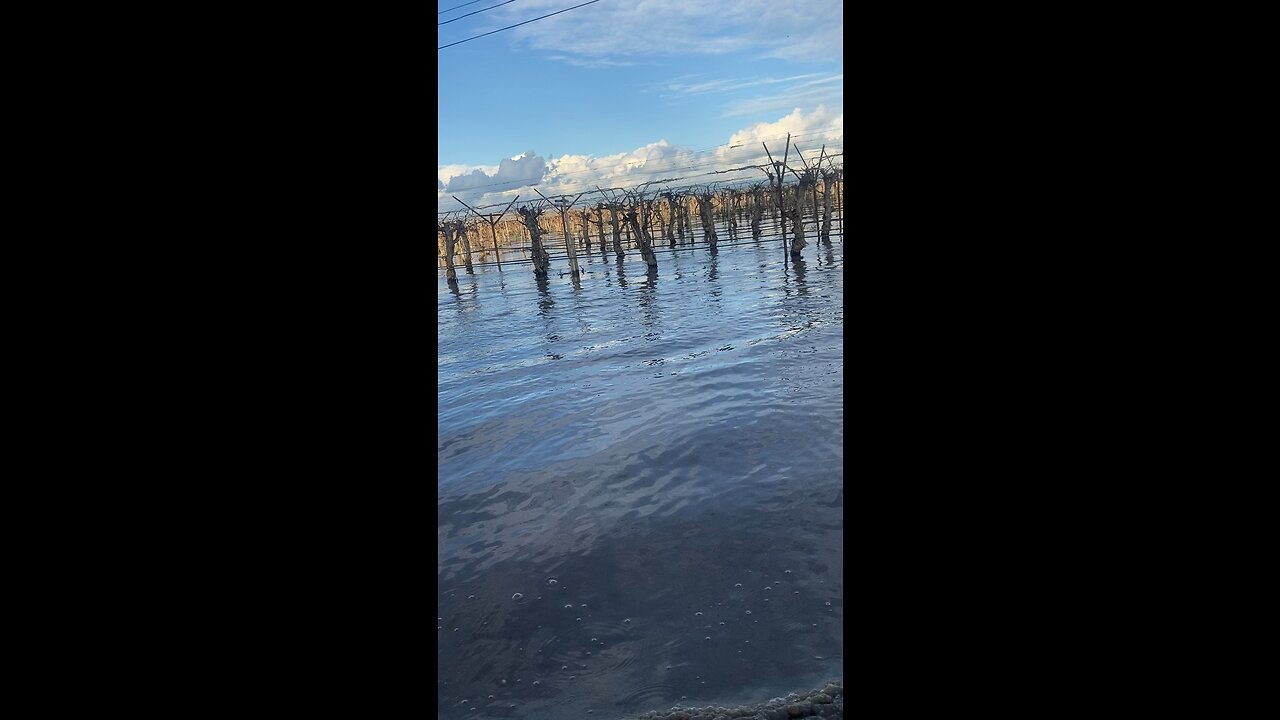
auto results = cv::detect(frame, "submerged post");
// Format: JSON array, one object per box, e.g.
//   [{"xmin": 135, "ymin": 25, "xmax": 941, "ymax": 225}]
[
  {"xmin": 517, "ymin": 204, "xmax": 550, "ymax": 278},
  {"xmin": 439, "ymin": 221, "xmax": 458, "ymax": 283},
  {"xmin": 620, "ymin": 191, "xmax": 658, "ymax": 269},
  {"xmin": 695, "ymin": 189, "xmax": 718, "ymax": 249},
  {"xmin": 455, "ymin": 220, "xmax": 474, "ymax": 273},
  {"xmin": 787, "ymin": 207, "xmax": 806, "ymax": 257},
  {"xmin": 535, "ymin": 188, "xmax": 587, "ymax": 278},
  {"xmin": 455, "ymin": 194, "xmax": 519, "ymax": 271}
]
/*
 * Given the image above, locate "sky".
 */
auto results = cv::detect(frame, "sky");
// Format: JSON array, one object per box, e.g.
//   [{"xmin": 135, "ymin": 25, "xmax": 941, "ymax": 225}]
[{"xmin": 437, "ymin": 0, "xmax": 843, "ymax": 213}]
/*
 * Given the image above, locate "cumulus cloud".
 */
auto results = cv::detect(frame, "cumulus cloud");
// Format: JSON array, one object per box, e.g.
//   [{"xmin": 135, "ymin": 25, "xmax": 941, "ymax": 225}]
[
  {"xmin": 437, "ymin": 107, "xmax": 842, "ymax": 213},
  {"xmin": 724, "ymin": 105, "xmax": 842, "ymax": 153},
  {"xmin": 444, "ymin": 151, "xmax": 547, "ymax": 193}
]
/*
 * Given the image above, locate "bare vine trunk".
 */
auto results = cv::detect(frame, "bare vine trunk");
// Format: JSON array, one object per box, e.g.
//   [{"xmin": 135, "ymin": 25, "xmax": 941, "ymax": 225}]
[
  {"xmin": 440, "ymin": 223, "xmax": 458, "ymax": 282},
  {"xmin": 623, "ymin": 207, "xmax": 658, "ymax": 269},
  {"xmin": 519, "ymin": 207, "xmax": 550, "ymax": 277},
  {"xmin": 750, "ymin": 193, "xmax": 763, "ymax": 240},
  {"xmin": 696, "ymin": 194, "xmax": 718, "ymax": 248},
  {"xmin": 787, "ymin": 207, "xmax": 806, "ymax": 256},
  {"xmin": 609, "ymin": 207, "xmax": 624, "ymax": 258},
  {"xmin": 456, "ymin": 221, "xmax": 474, "ymax": 273}
]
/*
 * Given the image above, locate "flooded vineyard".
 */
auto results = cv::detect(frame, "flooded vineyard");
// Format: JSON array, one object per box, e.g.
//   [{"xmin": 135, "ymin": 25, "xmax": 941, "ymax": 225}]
[{"xmin": 439, "ymin": 197, "xmax": 844, "ymax": 719}]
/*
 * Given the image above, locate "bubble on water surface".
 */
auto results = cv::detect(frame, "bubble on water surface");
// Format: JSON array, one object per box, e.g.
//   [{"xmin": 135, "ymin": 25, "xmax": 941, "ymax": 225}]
[{"xmin": 511, "ymin": 593, "xmax": 523, "ymax": 600}]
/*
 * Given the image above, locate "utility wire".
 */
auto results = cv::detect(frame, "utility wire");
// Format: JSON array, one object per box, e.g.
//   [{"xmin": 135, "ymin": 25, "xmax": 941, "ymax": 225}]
[
  {"xmin": 439, "ymin": 0, "xmax": 487, "ymax": 14},
  {"xmin": 439, "ymin": 0, "xmax": 602, "ymax": 50},
  {"xmin": 439, "ymin": 0, "xmax": 516, "ymax": 26}
]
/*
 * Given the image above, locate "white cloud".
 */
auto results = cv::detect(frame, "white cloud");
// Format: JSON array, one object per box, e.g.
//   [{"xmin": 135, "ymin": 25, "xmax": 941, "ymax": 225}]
[
  {"xmin": 438, "ymin": 106, "xmax": 843, "ymax": 213},
  {"xmin": 489, "ymin": 0, "xmax": 843, "ymax": 64},
  {"xmin": 723, "ymin": 77, "xmax": 843, "ymax": 117},
  {"xmin": 438, "ymin": 163, "xmax": 495, "ymax": 188},
  {"xmin": 662, "ymin": 73, "xmax": 833, "ymax": 97},
  {"xmin": 716, "ymin": 105, "xmax": 843, "ymax": 171},
  {"xmin": 443, "ymin": 151, "xmax": 548, "ymax": 193}
]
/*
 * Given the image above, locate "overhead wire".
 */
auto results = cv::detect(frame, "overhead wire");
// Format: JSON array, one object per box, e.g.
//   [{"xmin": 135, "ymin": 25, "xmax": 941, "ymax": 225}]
[
  {"xmin": 439, "ymin": 0, "xmax": 487, "ymax": 14},
  {"xmin": 438, "ymin": 0, "xmax": 602, "ymax": 50},
  {"xmin": 439, "ymin": 0, "xmax": 516, "ymax": 26}
]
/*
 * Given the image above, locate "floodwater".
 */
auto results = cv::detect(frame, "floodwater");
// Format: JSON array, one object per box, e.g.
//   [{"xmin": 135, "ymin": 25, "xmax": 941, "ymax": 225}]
[{"xmin": 438, "ymin": 217, "xmax": 843, "ymax": 719}]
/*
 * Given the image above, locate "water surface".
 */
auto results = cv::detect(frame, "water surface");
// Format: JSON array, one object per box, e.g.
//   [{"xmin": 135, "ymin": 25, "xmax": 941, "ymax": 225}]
[{"xmin": 439, "ymin": 221, "xmax": 844, "ymax": 719}]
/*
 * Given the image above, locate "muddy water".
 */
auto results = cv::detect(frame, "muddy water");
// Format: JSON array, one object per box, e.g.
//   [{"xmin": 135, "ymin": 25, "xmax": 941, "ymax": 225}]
[{"xmin": 438, "ymin": 222, "xmax": 843, "ymax": 719}]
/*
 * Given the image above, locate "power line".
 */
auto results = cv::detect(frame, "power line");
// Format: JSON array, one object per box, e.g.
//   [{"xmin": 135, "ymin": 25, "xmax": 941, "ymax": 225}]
[
  {"xmin": 439, "ymin": 0, "xmax": 487, "ymax": 14},
  {"xmin": 439, "ymin": 0, "xmax": 516, "ymax": 26},
  {"xmin": 438, "ymin": 0, "xmax": 602, "ymax": 50}
]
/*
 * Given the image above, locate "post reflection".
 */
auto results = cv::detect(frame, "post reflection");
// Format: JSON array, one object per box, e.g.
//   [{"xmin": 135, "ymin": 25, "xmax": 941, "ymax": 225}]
[{"xmin": 536, "ymin": 274, "xmax": 554, "ymax": 315}]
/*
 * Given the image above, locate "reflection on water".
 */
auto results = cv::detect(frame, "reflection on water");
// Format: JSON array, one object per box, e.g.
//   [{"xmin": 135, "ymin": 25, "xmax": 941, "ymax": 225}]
[{"xmin": 439, "ymin": 232, "xmax": 843, "ymax": 720}]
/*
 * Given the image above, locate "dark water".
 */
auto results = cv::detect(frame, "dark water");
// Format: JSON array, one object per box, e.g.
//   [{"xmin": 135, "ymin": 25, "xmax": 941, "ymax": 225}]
[{"xmin": 438, "ymin": 221, "xmax": 843, "ymax": 719}]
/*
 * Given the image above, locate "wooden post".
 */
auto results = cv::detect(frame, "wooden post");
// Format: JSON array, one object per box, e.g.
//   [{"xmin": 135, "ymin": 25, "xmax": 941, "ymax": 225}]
[
  {"xmin": 455, "ymin": 194, "xmax": 518, "ymax": 271},
  {"xmin": 562, "ymin": 206, "xmax": 580, "ymax": 276},
  {"xmin": 834, "ymin": 171, "xmax": 842, "ymax": 231},
  {"xmin": 534, "ymin": 188, "xmax": 587, "ymax": 278},
  {"xmin": 763, "ymin": 142, "xmax": 783, "ymax": 250},
  {"xmin": 821, "ymin": 171, "xmax": 834, "ymax": 242},
  {"xmin": 664, "ymin": 194, "xmax": 678, "ymax": 248}
]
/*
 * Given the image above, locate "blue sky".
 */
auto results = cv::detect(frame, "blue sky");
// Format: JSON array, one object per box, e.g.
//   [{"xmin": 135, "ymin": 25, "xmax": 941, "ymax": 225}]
[{"xmin": 438, "ymin": 0, "xmax": 843, "ymax": 211}]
